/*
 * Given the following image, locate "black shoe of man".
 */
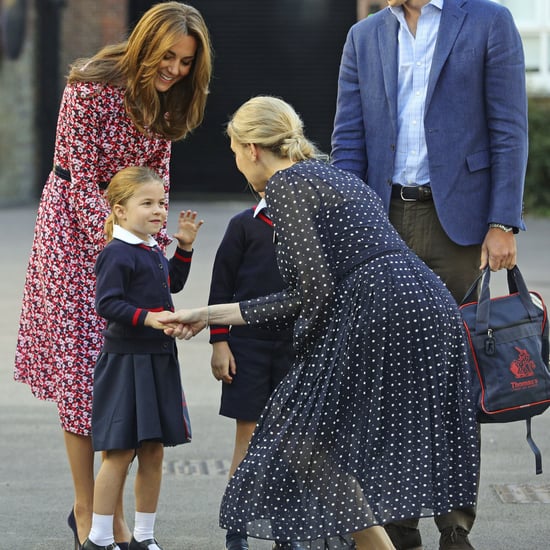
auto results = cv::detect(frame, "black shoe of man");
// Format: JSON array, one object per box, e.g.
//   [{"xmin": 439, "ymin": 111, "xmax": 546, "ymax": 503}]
[{"xmin": 439, "ymin": 526, "xmax": 475, "ymax": 550}]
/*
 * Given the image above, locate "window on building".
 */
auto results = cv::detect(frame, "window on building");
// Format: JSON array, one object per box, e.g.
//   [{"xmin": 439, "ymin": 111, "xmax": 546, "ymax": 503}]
[
  {"xmin": 498, "ymin": 0, "xmax": 537, "ymax": 23},
  {"xmin": 523, "ymin": 35, "xmax": 541, "ymax": 72},
  {"xmin": 494, "ymin": 0, "xmax": 550, "ymax": 94}
]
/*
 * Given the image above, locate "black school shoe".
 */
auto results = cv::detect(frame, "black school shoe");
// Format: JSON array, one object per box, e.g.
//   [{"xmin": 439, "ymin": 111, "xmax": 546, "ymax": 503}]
[
  {"xmin": 439, "ymin": 527, "xmax": 474, "ymax": 550},
  {"xmin": 128, "ymin": 538, "xmax": 163, "ymax": 550},
  {"xmin": 81, "ymin": 540, "xmax": 119, "ymax": 550}
]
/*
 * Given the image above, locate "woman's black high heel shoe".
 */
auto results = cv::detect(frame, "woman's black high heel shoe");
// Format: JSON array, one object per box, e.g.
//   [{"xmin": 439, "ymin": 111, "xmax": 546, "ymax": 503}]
[{"xmin": 67, "ymin": 508, "xmax": 82, "ymax": 550}]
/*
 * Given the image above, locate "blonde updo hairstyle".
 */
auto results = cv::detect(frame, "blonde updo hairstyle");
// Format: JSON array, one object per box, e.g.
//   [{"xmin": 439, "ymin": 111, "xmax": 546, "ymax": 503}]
[
  {"xmin": 226, "ymin": 96, "xmax": 328, "ymax": 162},
  {"xmin": 104, "ymin": 166, "xmax": 165, "ymax": 242}
]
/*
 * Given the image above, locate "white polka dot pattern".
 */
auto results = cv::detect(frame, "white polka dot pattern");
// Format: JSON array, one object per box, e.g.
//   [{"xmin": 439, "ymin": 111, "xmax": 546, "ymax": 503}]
[{"xmin": 221, "ymin": 160, "xmax": 479, "ymax": 548}]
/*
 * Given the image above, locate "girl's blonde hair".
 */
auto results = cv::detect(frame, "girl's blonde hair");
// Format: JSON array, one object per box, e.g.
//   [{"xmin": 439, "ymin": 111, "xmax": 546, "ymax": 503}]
[
  {"xmin": 226, "ymin": 96, "xmax": 328, "ymax": 162},
  {"xmin": 104, "ymin": 166, "xmax": 165, "ymax": 242},
  {"xmin": 68, "ymin": 2, "xmax": 212, "ymax": 141}
]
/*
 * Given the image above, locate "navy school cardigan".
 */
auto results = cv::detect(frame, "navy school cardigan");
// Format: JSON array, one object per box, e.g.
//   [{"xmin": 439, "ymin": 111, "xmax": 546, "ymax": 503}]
[{"xmin": 95, "ymin": 239, "xmax": 193, "ymax": 354}]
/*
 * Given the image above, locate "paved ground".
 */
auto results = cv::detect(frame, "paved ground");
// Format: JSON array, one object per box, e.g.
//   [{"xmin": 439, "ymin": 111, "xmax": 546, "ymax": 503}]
[{"xmin": 1, "ymin": 198, "xmax": 549, "ymax": 549}]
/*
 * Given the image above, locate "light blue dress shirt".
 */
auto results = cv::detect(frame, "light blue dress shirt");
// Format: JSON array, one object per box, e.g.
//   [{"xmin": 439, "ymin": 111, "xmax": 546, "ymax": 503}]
[{"xmin": 390, "ymin": 0, "xmax": 443, "ymax": 186}]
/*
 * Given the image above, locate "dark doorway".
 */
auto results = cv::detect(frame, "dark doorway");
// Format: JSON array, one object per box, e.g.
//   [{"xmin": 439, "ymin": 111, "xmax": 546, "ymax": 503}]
[
  {"xmin": 35, "ymin": 0, "xmax": 65, "ymax": 196},
  {"xmin": 130, "ymin": 0, "xmax": 356, "ymax": 196}
]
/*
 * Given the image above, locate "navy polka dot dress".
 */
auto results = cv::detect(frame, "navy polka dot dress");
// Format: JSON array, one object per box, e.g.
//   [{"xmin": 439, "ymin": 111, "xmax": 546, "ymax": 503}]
[{"xmin": 219, "ymin": 160, "xmax": 479, "ymax": 547}]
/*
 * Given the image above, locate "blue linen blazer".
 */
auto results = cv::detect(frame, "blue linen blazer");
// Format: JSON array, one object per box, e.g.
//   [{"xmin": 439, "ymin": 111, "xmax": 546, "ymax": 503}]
[{"xmin": 331, "ymin": 0, "xmax": 528, "ymax": 246}]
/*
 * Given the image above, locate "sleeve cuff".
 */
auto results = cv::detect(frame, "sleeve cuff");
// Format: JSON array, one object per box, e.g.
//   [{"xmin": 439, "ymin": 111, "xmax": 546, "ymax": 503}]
[
  {"xmin": 209, "ymin": 325, "xmax": 230, "ymax": 343},
  {"xmin": 174, "ymin": 247, "xmax": 193, "ymax": 263}
]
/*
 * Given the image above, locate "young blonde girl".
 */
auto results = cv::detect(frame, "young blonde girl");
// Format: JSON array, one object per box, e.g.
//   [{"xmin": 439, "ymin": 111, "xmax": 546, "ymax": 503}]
[{"xmin": 82, "ymin": 166, "xmax": 202, "ymax": 550}]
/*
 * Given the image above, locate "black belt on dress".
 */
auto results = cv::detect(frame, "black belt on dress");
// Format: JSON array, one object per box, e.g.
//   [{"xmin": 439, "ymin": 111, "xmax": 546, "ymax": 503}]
[
  {"xmin": 54, "ymin": 164, "xmax": 71, "ymax": 182},
  {"xmin": 54, "ymin": 164, "xmax": 109, "ymax": 190},
  {"xmin": 391, "ymin": 184, "xmax": 432, "ymax": 202}
]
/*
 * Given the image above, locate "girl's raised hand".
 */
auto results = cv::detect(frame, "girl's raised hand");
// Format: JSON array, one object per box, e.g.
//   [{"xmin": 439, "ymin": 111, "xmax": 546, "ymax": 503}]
[{"xmin": 173, "ymin": 210, "xmax": 204, "ymax": 251}]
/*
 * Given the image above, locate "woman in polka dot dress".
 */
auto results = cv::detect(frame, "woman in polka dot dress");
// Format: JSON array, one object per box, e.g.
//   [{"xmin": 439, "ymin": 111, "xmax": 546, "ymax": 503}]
[
  {"xmin": 13, "ymin": 3, "xmax": 212, "ymax": 548},
  {"xmin": 160, "ymin": 96, "xmax": 479, "ymax": 550}
]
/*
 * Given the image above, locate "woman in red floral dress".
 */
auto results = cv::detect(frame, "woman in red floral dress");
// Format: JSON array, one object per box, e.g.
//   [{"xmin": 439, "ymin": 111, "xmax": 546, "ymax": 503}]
[{"xmin": 14, "ymin": 3, "xmax": 212, "ymax": 548}]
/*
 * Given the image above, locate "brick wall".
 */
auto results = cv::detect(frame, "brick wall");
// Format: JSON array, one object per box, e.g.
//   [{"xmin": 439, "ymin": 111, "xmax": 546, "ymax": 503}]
[
  {"xmin": 60, "ymin": 0, "xmax": 128, "ymax": 80},
  {"xmin": 0, "ymin": 3, "xmax": 36, "ymax": 205},
  {"xmin": 0, "ymin": 1, "xmax": 129, "ymax": 205}
]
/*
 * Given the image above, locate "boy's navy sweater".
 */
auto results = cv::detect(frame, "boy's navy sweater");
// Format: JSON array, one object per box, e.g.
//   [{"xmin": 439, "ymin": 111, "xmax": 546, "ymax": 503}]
[
  {"xmin": 208, "ymin": 206, "xmax": 292, "ymax": 343},
  {"xmin": 95, "ymin": 239, "xmax": 193, "ymax": 354}
]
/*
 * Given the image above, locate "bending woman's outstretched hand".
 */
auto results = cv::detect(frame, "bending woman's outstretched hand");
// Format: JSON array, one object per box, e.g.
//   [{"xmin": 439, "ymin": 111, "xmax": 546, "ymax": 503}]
[{"xmin": 158, "ymin": 303, "xmax": 245, "ymax": 340}]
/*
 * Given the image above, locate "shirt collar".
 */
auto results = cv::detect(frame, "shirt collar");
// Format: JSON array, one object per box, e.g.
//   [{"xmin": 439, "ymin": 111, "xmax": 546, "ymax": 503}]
[
  {"xmin": 112, "ymin": 224, "xmax": 158, "ymax": 247},
  {"xmin": 389, "ymin": 0, "xmax": 443, "ymax": 17},
  {"xmin": 253, "ymin": 198, "xmax": 268, "ymax": 218}
]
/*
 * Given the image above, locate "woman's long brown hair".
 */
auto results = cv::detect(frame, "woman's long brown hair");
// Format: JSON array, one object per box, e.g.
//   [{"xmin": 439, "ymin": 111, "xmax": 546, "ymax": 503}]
[{"xmin": 68, "ymin": 2, "xmax": 212, "ymax": 141}]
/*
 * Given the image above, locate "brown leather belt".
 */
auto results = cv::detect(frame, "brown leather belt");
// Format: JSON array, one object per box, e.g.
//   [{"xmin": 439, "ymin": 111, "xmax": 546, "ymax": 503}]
[{"xmin": 391, "ymin": 184, "xmax": 432, "ymax": 202}]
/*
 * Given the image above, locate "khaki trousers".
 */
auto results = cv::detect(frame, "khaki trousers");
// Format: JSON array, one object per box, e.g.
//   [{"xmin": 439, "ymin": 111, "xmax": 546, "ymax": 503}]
[
  {"xmin": 386, "ymin": 197, "xmax": 480, "ymax": 541},
  {"xmin": 389, "ymin": 197, "xmax": 481, "ymax": 304}
]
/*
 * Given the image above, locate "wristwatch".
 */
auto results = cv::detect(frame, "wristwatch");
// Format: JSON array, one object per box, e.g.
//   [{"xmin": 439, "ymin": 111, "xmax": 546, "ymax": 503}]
[{"xmin": 489, "ymin": 223, "xmax": 514, "ymax": 233}]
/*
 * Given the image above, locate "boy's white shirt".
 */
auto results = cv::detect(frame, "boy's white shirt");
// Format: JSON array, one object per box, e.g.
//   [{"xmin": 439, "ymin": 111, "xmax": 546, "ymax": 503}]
[{"xmin": 254, "ymin": 198, "xmax": 268, "ymax": 218}]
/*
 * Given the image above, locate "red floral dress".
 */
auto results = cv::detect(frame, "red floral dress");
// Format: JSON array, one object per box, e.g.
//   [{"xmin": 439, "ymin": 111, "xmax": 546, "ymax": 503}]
[{"xmin": 14, "ymin": 82, "xmax": 172, "ymax": 435}]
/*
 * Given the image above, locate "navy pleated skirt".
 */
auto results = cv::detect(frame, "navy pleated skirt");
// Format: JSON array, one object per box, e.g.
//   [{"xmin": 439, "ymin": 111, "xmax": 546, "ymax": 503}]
[{"xmin": 92, "ymin": 352, "xmax": 191, "ymax": 451}]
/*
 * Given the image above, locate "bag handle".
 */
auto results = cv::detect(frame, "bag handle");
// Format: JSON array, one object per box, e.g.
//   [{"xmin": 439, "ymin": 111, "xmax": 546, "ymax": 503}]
[
  {"xmin": 462, "ymin": 265, "xmax": 540, "ymax": 334},
  {"xmin": 460, "ymin": 266, "xmax": 514, "ymax": 306},
  {"xmin": 461, "ymin": 271, "xmax": 484, "ymax": 306}
]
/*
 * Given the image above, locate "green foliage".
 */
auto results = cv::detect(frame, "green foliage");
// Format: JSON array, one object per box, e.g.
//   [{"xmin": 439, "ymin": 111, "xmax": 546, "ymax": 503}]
[{"xmin": 525, "ymin": 99, "xmax": 550, "ymax": 217}]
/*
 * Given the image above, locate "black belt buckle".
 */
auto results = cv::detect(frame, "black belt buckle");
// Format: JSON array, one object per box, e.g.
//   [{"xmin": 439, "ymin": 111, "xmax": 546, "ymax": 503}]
[
  {"xmin": 399, "ymin": 185, "xmax": 417, "ymax": 202},
  {"xmin": 397, "ymin": 184, "xmax": 432, "ymax": 202}
]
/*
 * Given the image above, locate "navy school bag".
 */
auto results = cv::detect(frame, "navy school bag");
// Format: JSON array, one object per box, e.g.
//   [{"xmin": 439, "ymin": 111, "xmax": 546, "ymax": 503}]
[{"xmin": 459, "ymin": 266, "xmax": 550, "ymax": 474}]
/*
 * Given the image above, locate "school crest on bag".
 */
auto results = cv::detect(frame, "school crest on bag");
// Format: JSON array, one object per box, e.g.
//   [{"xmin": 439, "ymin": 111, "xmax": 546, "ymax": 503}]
[{"xmin": 510, "ymin": 347, "xmax": 537, "ymax": 381}]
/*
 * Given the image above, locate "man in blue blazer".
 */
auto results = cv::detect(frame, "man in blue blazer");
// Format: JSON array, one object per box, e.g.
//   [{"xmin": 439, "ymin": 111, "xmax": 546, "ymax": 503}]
[
  {"xmin": 332, "ymin": 0, "xmax": 527, "ymax": 303},
  {"xmin": 331, "ymin": 0, "xmax": 527, "ymax": 549}
]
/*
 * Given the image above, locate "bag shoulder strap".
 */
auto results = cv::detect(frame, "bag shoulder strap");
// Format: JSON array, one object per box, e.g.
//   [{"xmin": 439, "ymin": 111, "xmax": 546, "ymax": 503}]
[{"xmin": 526, "ymin": 417, "xmax": 543, "ymax": 475}]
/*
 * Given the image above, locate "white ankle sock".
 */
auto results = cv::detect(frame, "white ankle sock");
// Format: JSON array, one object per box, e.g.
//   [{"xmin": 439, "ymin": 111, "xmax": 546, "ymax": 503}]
[
  {"xmin": 134, "ymin": 511, "xmax": 159, "ymax": 548},
  {"xmin": 88, "ymin": 513, "xmax": 115, "ymax": 546}
]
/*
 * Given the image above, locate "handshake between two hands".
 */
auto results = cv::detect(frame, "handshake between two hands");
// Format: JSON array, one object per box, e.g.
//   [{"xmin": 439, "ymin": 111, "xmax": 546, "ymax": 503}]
[{"xmin": 145, "ymin": 308, "xmax": 205, "ymax": 340}]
